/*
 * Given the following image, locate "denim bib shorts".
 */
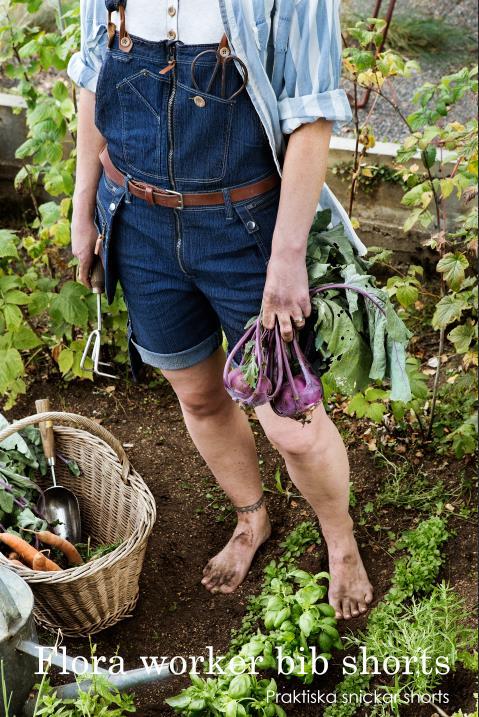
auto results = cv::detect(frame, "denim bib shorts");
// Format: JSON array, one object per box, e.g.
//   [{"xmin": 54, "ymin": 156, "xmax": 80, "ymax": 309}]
[{"xmin": 93, "ymin": 14, "xmax": 281, "ymax": 377}]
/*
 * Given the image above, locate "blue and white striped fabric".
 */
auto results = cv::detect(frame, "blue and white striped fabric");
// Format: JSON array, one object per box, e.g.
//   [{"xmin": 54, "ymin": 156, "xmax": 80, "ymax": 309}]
[{"xmin": 68, "ymin": 0, "xmax": 367, "ymax": 256}]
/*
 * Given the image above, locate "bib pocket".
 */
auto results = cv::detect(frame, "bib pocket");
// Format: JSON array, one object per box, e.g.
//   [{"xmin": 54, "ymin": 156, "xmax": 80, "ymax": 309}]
[
  {"xmin": 94, "ymin": 172, "xmax": 127, "ymax": 304},
  {"xmin": 117, "ymin": 69, "xmax": 170, "ymax": 181},
  {"xmin": 174, "ymin": 82, "xmax": 235, "ymax": 183}
]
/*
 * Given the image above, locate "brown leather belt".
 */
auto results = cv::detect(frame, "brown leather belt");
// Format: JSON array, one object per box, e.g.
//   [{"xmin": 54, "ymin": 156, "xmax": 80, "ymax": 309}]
[{"xmin": 99, "ymin": 146, "xmax": 280, "ymax": 210}]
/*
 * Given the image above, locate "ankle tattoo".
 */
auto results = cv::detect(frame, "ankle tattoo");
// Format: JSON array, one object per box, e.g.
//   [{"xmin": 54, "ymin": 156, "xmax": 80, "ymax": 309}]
[{"xmin": 235, "ymin": 495, "xmax": 266, "ymax": 514}]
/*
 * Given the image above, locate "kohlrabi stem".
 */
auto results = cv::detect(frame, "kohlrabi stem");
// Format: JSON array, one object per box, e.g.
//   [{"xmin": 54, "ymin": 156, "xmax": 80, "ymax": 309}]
[{"xmin": 310, "ymin": 283, "xmax": 386, "ymax": 316}]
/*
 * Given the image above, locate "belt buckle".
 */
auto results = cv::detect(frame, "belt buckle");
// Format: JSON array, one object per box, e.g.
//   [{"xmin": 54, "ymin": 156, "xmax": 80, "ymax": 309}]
[{"xmin": 165, "ymin": 188, "xmax": 184, "ymax": 210}]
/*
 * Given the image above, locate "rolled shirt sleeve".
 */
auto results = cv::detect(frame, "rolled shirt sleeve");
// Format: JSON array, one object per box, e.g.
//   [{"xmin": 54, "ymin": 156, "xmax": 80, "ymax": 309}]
[
  {"xmin": 67, "ymin": 0, "xmax": 108, "ymax": 93},
  {"xmin": 278, "ymin": 0, "xmax": 352, "ymax": 135}
]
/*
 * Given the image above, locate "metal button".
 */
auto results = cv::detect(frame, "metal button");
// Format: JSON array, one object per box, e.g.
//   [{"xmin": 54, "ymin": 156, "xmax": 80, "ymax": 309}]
[
  {"xmin": 109, "ymin": 202, "xmax": 116, "ymax": 212},
  {"xmin": 168, "ymin": 5, "xmax": 176, "ymax": 16},
  {"xmin": 167, "ymin": 29, "xmax": 177, "ymax": 40},
  {"xmin": 193, "ymin": 95, "xmax": 206, "ymax": 108},
  {"xmin": 246, "ymin": 221, "xmax": 257, "ymax": 231}
]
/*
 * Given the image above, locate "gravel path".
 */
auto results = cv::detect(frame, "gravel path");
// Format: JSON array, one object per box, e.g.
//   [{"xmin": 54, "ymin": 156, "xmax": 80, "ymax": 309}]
[{"xmin": 340, "ymin": 0, "xmax": 478, "ymax": 141}]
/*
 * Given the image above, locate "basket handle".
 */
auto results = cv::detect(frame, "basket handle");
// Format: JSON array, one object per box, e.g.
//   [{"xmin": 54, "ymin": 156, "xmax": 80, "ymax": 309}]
[{"xmin": 0, "ymin": 411, "xmax": 131, "ymax": 483}]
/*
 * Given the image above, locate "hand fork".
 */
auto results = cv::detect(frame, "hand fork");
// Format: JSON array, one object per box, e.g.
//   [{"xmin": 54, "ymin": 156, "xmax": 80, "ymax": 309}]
[{"xmin": 80, "ymin": 254, "xmax": 118, "ymax": 379}]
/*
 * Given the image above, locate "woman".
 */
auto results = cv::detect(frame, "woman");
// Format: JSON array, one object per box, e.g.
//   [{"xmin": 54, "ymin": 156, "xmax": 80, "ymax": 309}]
[{"xmin": 69, "ymin": 0, "xmax": 373, "ymax": 620}]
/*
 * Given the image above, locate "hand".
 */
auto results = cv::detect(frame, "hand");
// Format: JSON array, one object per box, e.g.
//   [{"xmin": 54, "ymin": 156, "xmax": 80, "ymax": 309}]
[
  {"xmin": 262, "ymin": 250, "xmax": 311, "ymax": 341},
  {"xmin": 71, "ymin": 210, "xmax": 99, "ymax": 288}
]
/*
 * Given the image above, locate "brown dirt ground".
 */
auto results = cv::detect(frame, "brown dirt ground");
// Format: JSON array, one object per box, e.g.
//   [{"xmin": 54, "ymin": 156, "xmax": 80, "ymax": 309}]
[{"xmin": 4, "ymin": 375, "xmax": 478, "ymax": 716}]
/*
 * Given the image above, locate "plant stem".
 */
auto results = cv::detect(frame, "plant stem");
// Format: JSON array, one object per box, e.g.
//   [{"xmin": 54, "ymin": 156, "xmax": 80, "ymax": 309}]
[{"xmin": 426, "ymin": 326, "xmax": 445, "ymax": 439}]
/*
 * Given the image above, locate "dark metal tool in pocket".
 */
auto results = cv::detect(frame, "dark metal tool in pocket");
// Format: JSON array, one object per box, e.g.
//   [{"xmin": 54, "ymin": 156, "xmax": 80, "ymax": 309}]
[
  {"xmin": 80, "ymin": 253, "xmax": 118, "ymax": 380},
  {"xmin": 190, "ymin": 43, "xmax": 248, "ymax": 100}
]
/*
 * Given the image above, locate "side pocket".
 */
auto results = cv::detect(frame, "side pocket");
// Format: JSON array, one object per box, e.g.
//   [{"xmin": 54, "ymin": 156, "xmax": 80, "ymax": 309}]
[
  {"xmin": 95, "ymin": 172, "xmax": 127, "ymax": 303},
  {"xmin": 233, "ymin": 186, "xmax": 281, "ymax": 264}
]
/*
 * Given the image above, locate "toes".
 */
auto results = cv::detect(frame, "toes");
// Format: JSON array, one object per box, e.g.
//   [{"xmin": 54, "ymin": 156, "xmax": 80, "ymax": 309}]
[
  {"xmin": 358, "ymin": 599, "xmax": 369, "ymax": 614},
  {"xmin": 350, "ymin": 602, "xmax": 360, "ymax": 618},
  {"xmin": 365, "ymin": 586, "xmax": 374, "ymax": 604},
  {"xmin": 329, "ymin": 595, "xmax": 343, "ymax": 620},
  {"xmin": 341, "ymin": 599, "xmax": 352, "ymax": 620}
]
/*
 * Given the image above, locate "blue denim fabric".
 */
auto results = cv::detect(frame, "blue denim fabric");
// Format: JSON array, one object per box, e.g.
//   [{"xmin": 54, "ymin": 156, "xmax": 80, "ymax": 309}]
[{"xmin": 94, "ymin": 33, "xmax": 280, "ymax": 376}]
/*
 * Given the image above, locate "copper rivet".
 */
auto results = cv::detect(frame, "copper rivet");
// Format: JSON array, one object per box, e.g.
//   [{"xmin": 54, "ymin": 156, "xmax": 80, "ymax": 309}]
[{"xmin": 193, "ymin": 95, "xmax": 206, "ymax": 108}]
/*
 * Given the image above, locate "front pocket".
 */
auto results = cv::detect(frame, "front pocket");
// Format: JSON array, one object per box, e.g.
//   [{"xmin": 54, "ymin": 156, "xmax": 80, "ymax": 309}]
[
  {"xmin": 233, "ymin": 186, "xmax": 281, "ymax": 264},
  {"xmin": 95, "ymin": 172, "xmax": 127, "ymax": 303},
  {"xmin": 173, "ymin": 82, "xmax": 235, "ymax": 183},
  {"xmin": 117, "ymin": 70, "xmax": 169, "ymax": 181}
]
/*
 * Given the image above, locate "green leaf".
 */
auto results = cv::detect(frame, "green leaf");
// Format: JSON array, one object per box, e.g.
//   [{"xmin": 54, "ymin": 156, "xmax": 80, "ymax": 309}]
[
  {"xmin": 448, "ymin": 323, "xmax": 476, "ymax": 354},
  {"xmin": 436, "ymin": 252, "xmax": 469, "ymax": 291},
  {"xmin": 299, "ymin": 611, "xmax": 315, "ymax": 637},
  {"xmin": 58, "ymin": 348, "xmax": 74, "ymax": 375},
  {"xmin": 396, "ymin": 284, "xmax": 419, "ymax": 308},
  {"xmin": 9, "ymin": 325, "xmax": 42, "ymax": 350},
  {"xmin": 4, "ymin": 290, "xmax": 30, "ymax": 306},
  {"xmin": 0, "ymin": 490, "xmax": 14, "ymax": 514},
  {"xmin": 0, "ymin": 230, "xmax": 19, "ymax": 258},
  {"xmin": 432, "ymin": 295, "xmax": 466, "ymax": 329},
  {"xmin": 2, "ymin": 304, "xmax": 24, "ymax": 329},
  {"xmin": 347, "ymin": 393, "xmax": 369, "ymax": 418},
  {"xmin": 0, "ymin": 349, "xmax": 24, "ymax": 393},
  {"xmin": 50, "ymin": 281, "xmax": 89, "ymax": 327}
]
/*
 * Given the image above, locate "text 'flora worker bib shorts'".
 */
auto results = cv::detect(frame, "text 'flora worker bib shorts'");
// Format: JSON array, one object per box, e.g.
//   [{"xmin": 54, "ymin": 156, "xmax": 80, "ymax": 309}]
[{"xmin": 93, "ymin": 29, "xmax": 281, "ymax": 377}]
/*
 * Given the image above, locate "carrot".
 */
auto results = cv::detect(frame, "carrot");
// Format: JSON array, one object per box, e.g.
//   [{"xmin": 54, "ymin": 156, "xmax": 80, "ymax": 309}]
[
  {"xmin": 32, "ymin": 551, "xmax": 62, "ymax": 572},
  {"xmin": 35, "ymin": 531, "xmax": 83, "ymax": 567},
  {"xmin": 0, "ymin": 533, "xmax": 38, "ymax": 568},
  {"xmin": 0, "ymin": 534, "xmax": 62, "ymax": 572}
]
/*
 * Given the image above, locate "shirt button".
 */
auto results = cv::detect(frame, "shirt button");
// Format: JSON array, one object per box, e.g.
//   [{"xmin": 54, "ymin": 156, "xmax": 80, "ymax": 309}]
[
  {"xmin": 246, "ymin": 221, "xmax": 257, "ymax": 231},
  {"xmin": 168, "ymin": 5, "xmax": 176, "ymax": 16},
  {"xmin": 167, "ymin": 29, "xmax": 177, "ymax": 40},
  {"xmin": 109, "ymin": 202, "xmax": 116, "ymax": 212}
]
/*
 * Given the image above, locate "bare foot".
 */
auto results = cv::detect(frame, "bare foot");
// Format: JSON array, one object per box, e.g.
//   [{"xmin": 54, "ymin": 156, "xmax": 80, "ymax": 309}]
[
  {"xmin": 201, "ymin": 510, "xmax": 271, "ymax": 594},
  {"xmin": 326, "ymin": 527, "xmax": 374, "ymax": 620}
]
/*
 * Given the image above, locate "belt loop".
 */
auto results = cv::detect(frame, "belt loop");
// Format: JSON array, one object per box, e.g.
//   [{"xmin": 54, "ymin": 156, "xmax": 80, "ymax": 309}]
[
  {"xmin": 124, "ymin": 173, "xmax": 132, "ymax": 204},
  {"xmin": 144, "ymin": 186, "xmax": 154, "ymax": 206},
  {"xmin": 223, "ymin": 188, "xmax": 234, "ymax": 221}
]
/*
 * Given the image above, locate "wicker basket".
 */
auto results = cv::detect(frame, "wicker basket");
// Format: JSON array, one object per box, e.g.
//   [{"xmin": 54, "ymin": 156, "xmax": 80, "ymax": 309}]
[{"xmin": 0, "ymin": 412, "xmax": 156, "ymax": 637}]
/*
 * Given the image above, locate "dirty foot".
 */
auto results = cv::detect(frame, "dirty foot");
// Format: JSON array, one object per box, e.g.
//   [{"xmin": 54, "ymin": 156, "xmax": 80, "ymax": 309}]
[
  {"xmin": 202, "ymin": 510, "xmax": 271, "ymax": 594},
  {"xmin": 326, "ymin": 526, "xmax": 374, "ymax": 620}
]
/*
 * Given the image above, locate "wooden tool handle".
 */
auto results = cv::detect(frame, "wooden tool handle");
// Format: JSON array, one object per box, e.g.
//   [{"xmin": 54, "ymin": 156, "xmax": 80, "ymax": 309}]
[
  {"xmin": 35, "ymin": 398, "xmax": 56, "ymax": 462},
  {"xmin": 90, "ymin": 254, "xmax": 105, "ymax": 294}
]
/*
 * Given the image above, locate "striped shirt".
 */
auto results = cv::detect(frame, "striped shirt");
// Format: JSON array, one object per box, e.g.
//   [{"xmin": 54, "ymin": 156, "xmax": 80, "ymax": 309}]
[{"xmin": 68, "ymin": 0, "xmax": 367, "ymax": 256}]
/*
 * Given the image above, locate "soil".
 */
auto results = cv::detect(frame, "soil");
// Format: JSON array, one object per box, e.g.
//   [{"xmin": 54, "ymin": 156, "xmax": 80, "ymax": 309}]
[{"xmin": 4, "ymin": 372, "xmax": 477, "ymax": 716}]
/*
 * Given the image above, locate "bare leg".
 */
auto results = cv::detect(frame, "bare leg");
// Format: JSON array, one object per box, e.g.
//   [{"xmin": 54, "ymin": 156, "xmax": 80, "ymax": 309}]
[
  {"xmin": 162, "ymin": 348, "xmax": 271, "ymax": 594},
  {"xmin": 255, "ymin": 403, "xmax": 374, "ymax": 620}
]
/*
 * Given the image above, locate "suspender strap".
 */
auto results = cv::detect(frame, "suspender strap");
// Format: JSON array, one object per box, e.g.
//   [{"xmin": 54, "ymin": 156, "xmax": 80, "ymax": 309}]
[{"xmin": 106, "ymin": 0, "xmax": 132, "ymax": 52}]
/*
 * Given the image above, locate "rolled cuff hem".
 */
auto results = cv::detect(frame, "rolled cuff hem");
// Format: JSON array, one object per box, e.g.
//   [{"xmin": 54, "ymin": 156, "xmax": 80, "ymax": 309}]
[
  {"xmin": 67, "ymin": 56, "xmax": 99, "ymax": 93},
  {"xmin": 131, "ymin": 330, "xmax": 223, "ymax": 371},
  {"xmin": 278, "ymin": 89, "xmax": 353, "ymax": 135}
]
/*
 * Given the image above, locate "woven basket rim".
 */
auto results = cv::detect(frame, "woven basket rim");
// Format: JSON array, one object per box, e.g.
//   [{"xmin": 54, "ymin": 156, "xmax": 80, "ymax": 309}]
[{"xmin": 0, "ymin": 417, "xmax": 156, "ymax": 584}]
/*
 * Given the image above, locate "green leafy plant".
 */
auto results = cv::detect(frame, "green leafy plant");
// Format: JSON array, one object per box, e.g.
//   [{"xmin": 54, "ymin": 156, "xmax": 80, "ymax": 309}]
[{"xmin": 343, "ymin": 17, "xmax": 478, "ymax": 448}]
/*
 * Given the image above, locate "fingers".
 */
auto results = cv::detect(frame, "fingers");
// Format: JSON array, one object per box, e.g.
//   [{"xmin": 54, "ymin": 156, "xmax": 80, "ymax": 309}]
[
  {"xmin": 76, "ymin": 255, "xmax": 94, "ymax": 289},
  {"xmin": 277, "ymin": 311, "xmax": 294, "ymax": 342}
]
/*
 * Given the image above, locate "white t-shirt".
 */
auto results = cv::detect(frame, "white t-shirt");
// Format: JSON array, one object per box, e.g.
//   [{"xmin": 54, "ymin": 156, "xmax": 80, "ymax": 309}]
[{"xmin": 111, "ymin": 0, "xmax": 225, "ymax": 44}]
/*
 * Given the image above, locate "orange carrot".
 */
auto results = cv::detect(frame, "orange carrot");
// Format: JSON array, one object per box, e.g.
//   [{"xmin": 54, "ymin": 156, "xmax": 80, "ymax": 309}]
[
  {"xmin": 0, "ymin": 534, "xmax": 38, "ymax": 568},
  {"xmin": 0, "ymin": 534, "xmax": 61, "ymax": 571},
  {"xmin": 32, "ymin": 551, "xmax": 62, "ymax": 572},
  {"xmin": 35, "ymin": 531, "xmax": 83, "ymax": 566}
]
